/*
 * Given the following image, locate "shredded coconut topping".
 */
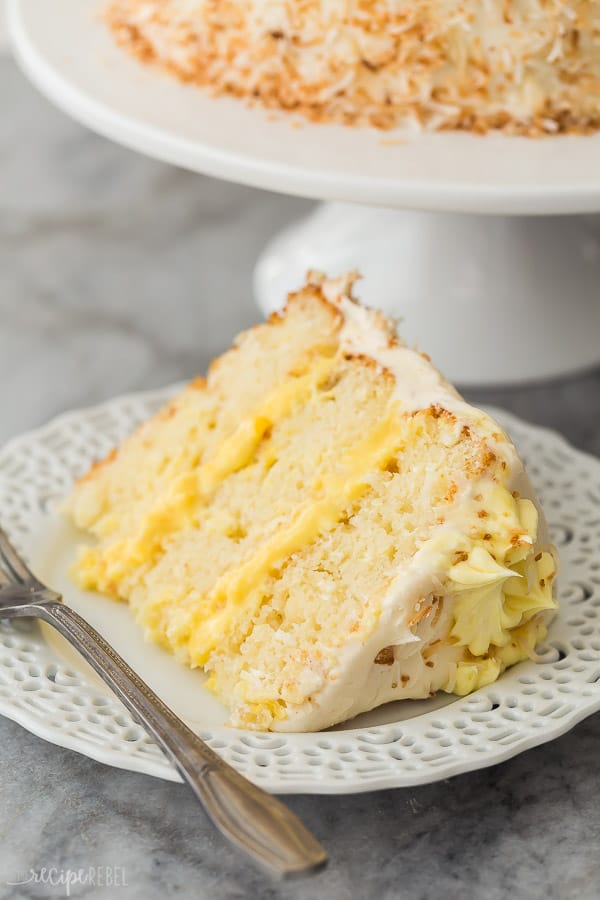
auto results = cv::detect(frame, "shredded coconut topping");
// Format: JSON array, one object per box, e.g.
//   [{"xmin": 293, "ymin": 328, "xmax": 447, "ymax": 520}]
[{"xmin": 107, "ymin": 0, "xmax": 600, "ymax": 134}]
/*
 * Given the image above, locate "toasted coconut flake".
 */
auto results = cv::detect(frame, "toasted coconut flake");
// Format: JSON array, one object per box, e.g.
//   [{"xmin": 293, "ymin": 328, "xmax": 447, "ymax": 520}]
[{"xmin": 106, "ymin": 0, "xmax": 600, "ymax": 135}]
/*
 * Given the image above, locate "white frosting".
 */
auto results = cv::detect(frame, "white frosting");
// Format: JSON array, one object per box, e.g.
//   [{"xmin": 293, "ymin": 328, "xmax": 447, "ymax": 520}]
[
  {"xmin": 322, "ymin": 272, "xmax": 513, "ymax": 462},
  {"xmin": 277, "ymin": 550, "xmax": 463, "ymax": 731}
]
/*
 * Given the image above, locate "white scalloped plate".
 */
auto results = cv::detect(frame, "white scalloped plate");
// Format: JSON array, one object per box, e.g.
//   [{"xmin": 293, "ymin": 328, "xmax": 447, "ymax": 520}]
[{"xmin": 0, "ymin": 388, "xmax": 599, "ymax": 794}]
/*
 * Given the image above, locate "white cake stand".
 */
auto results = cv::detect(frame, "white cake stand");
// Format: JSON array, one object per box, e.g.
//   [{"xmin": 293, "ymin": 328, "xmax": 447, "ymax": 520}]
[{"xmin": 9, "ymin": 0, "xmax": 600, "ymax": 385}]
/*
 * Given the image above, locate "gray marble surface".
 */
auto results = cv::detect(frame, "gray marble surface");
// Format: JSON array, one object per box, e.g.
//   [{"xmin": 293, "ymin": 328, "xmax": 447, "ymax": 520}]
[{"xmin": 2, "ymin": 55, "xmax": 600, "ymax": 900}]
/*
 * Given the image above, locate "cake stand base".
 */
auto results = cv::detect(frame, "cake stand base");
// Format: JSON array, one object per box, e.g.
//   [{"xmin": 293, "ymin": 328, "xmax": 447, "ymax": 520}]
[{"xmin": 254, "ymin": 204, "xmax": 600, "ymax": 386}]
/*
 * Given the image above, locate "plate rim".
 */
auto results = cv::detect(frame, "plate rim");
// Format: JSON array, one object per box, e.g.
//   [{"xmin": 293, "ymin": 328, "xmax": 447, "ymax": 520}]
[{"xmin": 8, "ymin": 0, "xmax": 600, "ymax": 215}]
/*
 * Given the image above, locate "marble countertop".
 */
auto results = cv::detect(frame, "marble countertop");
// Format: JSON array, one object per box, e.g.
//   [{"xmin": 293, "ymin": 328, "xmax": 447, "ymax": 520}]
[{"xmin": 2, "ymin": 55, "xmax": 600, "ymax": 900}]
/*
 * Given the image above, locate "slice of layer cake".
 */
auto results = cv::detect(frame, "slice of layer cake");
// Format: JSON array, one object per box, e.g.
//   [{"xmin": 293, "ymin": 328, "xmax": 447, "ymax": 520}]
[
  {"xmin": 65, "ymin": 273, "xmax": 557, "ymax": 732},
  {"xmin": 107, "ymin": 0, "xmax": 600, "ymax": 134}
]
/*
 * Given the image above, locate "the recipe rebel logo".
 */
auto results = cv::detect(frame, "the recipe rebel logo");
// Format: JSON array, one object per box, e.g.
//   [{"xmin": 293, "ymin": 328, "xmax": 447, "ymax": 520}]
[{"xmin": 5, "ymin": 865, "xmax": 128, "ymax": 896}]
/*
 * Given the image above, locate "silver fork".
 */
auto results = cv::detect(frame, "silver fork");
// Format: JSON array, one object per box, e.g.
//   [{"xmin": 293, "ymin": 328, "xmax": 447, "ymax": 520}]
[{"xmin": 0, "ymin": 528, "xmax": 327, "ymax": 879}]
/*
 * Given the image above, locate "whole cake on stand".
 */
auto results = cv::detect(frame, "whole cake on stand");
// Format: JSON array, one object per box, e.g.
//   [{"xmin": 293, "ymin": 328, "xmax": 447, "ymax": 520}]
[{"xmin": 8, "ymin": 0, "xmax": 600, "ymax": 384}]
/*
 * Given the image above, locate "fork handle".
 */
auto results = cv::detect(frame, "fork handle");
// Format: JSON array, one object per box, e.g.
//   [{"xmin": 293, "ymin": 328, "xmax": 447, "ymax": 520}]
[{"xmin": 30, "ymin": 601, "xmax": 327, "ymax": 878}]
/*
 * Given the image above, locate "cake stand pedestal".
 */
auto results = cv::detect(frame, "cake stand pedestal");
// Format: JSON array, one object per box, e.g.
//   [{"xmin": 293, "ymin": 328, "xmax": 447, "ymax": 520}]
[
  {"xmin": 255, "ymin": 205, "xmax": 600, "ymax": 385},
  {"xmin": 9, "ymin": 0, "xmax": 600, "ymax": 385}
]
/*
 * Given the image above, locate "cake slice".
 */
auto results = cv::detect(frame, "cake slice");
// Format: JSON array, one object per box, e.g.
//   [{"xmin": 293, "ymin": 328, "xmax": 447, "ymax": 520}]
[{"xmin": 65, "ymin": 273, "xmax": 557, "ymax": 732}]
